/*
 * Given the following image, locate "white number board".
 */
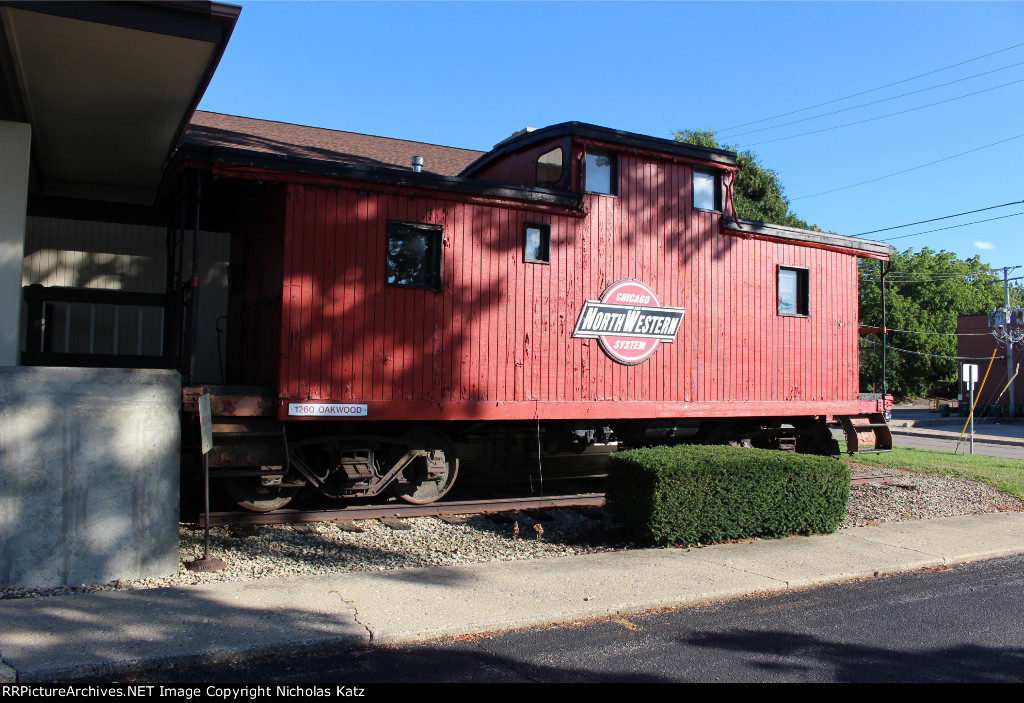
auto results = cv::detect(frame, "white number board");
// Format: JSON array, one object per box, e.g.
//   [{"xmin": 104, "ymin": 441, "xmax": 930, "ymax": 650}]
[{"xmin": 288, "ymin": 403, "xmax": 368, "ymax": 417}]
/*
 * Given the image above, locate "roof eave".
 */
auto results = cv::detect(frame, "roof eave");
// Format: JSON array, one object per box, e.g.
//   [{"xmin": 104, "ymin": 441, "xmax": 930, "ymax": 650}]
[
  {"xmin": 723, "ymin": 217, "xmax": 894, "ymax": 260},
  {"xmin": 172, "ymin": 144, "xmax": 582, "ymax": 209}
]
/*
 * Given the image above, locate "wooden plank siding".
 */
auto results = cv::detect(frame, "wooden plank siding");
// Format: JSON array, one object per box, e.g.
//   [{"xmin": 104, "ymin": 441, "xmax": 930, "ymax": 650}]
[{"xmin": 273, "ymin": 150, "xmax": 861, "ymax": 422}]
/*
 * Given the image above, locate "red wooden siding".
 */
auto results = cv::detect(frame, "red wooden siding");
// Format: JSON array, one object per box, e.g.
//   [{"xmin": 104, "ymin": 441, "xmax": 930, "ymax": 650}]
[{"xmin": 275, "ymin": 150, "xmax": 861, "ymax": 421}]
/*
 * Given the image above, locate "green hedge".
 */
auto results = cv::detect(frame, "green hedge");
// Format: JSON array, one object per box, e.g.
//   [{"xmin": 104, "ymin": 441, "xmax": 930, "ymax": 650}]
[{"xmin": 606, "ymin": 445, "xmax": 849, "ymax": 546}]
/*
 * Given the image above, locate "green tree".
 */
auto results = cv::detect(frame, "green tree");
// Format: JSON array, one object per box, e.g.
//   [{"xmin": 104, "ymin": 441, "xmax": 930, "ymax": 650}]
[
  {"xmin": 858, "ymin": 248, "xmax": 1008, "ymax": 398},
  {"xmin": 673, "ymin": 129, "xmax": 818, "ymax": 230}
]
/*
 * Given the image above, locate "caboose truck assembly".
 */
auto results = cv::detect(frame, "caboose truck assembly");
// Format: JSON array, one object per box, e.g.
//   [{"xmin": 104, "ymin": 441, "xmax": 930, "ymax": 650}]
[{"xmin": 174, "ymin": 117, "xmax": 893, "ymax": 511}]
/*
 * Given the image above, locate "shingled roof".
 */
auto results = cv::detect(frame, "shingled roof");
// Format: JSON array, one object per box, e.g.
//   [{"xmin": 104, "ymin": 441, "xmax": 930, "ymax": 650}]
[{"xmin": 182, "ymin": 111, "xmax": 485, "ymax": 177}]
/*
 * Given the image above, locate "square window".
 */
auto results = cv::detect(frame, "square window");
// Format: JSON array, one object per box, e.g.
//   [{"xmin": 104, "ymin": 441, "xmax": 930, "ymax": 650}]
[
  {"xmin": 386, "ymin": 222, "xmax": 442, "ymax": 290},
  {"xmin": 524, "ymin": 223, "xmax": 550, "ymax": 263},
  {"xmin": 778, "ymin": 266, "xmax": 809, "ymax": 316},
  {"xmin": 693, "ymin": 170, "xmax": 721, "ymax": 211},
  {"xmin": 585, "ymin": 148, "xmax": 617, "ymax": 195}
]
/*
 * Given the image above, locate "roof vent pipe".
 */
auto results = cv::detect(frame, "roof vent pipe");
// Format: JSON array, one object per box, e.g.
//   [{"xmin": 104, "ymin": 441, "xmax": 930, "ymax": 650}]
[{"xmin": 412, "ymin": 155, "xmax": 424, "ymax": 173}]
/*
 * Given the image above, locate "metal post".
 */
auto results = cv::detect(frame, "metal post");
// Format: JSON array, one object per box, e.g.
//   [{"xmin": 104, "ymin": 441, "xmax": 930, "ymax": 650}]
[
  {"xmin": 969, "ymin": 380, "xmax": 975, "ymax": 456},
  {"xmin": 187, "ymin": 393, "xmax": 225, "ymax": 572},
  {"xmin": 880, "ymin": 260, "xmax": 888, "ymax": 396},
  {"xmin": 1005, "ymin": 267, "xmax": 1016, "ymax": 418}
]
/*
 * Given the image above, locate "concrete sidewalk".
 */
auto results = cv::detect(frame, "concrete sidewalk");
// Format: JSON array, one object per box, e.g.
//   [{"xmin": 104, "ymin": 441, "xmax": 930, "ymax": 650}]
[{"xmin": 3, "ymin": 512, "xmax": 1023, "ymax": 683}]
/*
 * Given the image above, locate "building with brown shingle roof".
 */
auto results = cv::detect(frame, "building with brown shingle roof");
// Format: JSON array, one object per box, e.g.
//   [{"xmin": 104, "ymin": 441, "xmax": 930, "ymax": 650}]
[{"xmin": 184, "ymin": 111, "xmax": 485, "ymax": 177}]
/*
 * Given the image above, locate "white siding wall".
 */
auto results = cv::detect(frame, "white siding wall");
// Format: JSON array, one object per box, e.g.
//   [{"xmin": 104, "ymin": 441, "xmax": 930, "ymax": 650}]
[{"xmin": 20, "ymin": 216, "xmax": 230, "ymax": 382}]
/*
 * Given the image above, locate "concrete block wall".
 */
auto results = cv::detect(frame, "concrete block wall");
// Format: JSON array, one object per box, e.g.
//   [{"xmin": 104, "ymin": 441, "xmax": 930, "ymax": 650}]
[{"xmin": 0, "ymin": 367, "xmax": 181, "ymax": 588}]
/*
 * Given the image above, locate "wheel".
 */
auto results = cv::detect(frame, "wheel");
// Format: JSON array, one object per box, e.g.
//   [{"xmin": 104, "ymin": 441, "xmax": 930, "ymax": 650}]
[
  {"xmin": 795, "ymin": 423, "xmax": 841, "ymax": 457},
  {"xmin": 223, "ymin": 468, "xmax": 299, "ymax": 512},
  {"xmin": 392, "ymin": 428, "xmax": 459, "ymax": 505},
  {"xmin": 700, "ymin": 422, "xmax": 744, "ymax": 446}
]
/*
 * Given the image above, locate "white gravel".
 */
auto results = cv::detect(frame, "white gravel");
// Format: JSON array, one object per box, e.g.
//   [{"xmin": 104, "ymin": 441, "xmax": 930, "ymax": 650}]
[
  {"xmin": 842, "ymin": 467, "xmax": 1023, "ymax": 528},
  {"xmin": 4, "ymin": 469, "xmax": 1022, "ymax": 600}
]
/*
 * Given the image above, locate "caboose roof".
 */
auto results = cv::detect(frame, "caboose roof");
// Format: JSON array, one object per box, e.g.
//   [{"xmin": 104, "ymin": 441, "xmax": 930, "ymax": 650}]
[
  {"xmin": 176, "ymin": 113, "xmax": 892, "ymax": 259},
  {"xmin": 459, "ymin": 121, "xmax": 739, "ymax": 178},
  {"xmin": 176, "ymin": 111, "xmax": 581, "ymax": 207}
]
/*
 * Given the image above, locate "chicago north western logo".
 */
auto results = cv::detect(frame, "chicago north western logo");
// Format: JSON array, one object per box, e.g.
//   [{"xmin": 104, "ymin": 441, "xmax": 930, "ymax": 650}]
[{"xmin": 572, "ymin": 279, "xmax": 685, "ymax": 364}]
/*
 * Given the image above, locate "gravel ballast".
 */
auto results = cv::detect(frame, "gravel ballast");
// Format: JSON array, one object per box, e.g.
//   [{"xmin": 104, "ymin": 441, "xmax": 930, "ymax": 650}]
[{"xmin": 3, "ymin": 469, "xmax": 1022, "ymax": 600}]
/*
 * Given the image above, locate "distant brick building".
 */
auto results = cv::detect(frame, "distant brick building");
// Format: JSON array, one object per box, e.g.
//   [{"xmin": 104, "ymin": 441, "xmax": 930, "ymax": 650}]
[{"xmin": 957, "ymin": 315, "xmax": 1022, "ymax": 410}]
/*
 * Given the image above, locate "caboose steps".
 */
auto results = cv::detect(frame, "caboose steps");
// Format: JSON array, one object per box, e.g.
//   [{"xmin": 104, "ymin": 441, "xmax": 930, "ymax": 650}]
[{"xmin": 839, "ymin": 413, "xmax": 894, "ymax": 455}]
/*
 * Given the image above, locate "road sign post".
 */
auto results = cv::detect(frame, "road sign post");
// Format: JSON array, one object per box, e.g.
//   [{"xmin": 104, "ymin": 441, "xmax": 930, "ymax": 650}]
[
  {"xmin": 187, "ymin": 393, "xmax": 226, "ymax": 572},
  {"xmin": 963, "ymin": 364, "xmax": 978, "ymax": 456}
]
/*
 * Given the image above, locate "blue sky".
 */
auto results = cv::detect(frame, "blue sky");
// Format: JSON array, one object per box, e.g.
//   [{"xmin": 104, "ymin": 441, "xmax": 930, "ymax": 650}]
[{"xmin": 199, "ymin": 1, "xmax": 1024, "ymax": 273}]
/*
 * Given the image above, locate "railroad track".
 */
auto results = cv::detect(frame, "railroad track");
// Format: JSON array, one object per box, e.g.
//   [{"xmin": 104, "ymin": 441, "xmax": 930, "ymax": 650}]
[
  {"xmin": 197, "ymin": 474, "xmax": 894, "ymax": 526},
  {"xmin": 199, "ymin": 492, "xmax": 608, "ymax": 526},
  {"xmin": 850, "ymin": 473, "xmax": 896, "ymax": 486}
]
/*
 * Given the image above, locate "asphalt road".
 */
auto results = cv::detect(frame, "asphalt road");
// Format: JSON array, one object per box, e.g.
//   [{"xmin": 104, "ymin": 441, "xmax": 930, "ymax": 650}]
[
  {"xmin": 890, "ymin": 429, "xmax": 1023, "ymax": 460},
  {"xmin": 107, "ymin": 554, "xmax": 1024, "ymax": 684}
]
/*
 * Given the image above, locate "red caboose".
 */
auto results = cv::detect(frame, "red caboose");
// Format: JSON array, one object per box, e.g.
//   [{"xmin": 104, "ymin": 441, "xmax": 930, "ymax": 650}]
[{"xmin": 175, "ymin": 115, "xmax": 892, "ymax": 509}]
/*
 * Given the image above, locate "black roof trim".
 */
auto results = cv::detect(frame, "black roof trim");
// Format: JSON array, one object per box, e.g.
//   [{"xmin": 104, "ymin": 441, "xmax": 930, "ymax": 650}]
[
  {"xmin": 723, "ymin": 217, "xmax": 894, "ymax": 258},
  {"xmin": 175, "ymin": 144, "xmax": 582, "ymax": 208},
  {"xmin": 0, "ymin": 1, "xmax": 240, "ymax": 43},
  {"xmin": 460, "ymin": 121, "xmax": 738, "ymax": 177}
]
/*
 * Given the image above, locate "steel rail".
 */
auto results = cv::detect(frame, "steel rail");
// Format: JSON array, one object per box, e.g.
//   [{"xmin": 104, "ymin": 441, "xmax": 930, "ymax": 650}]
[{"xmin": 199, "ymin": 493, "xmax": 607, "ymax": 526}]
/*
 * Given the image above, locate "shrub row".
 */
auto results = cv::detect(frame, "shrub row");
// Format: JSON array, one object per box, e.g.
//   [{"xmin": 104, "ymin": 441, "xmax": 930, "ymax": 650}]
[{"xmin": 606, "ymin": 444, "xmax": 850, "ymax": 547}]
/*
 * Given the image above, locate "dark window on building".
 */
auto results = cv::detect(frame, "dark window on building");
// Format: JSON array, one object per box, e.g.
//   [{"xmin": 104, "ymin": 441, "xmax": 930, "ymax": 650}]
[
  {"xmin": 386, "ymin": 222, "xmax": 442, "ymax": 290},
  {"xmin": 536, "ymin": 148, "xmax": 563, "ymax": 188},
  {"xmin": 693, "ymin": 170, "xmax": 721, "ymax": 211},
  {"xmin": 524, "ymin": 223, "xmax": 550, "ymax": 263},
  {"xmin": 585, "ymin": 148, "xmax": 617, "ymax": 195},
  {"xmin": 778, "ymin": 266, "xmax": 809, "ymax": 316}
]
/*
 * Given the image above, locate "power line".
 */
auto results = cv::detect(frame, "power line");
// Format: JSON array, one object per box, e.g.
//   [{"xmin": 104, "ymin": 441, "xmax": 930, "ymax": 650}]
[
  {"xmin": 881, "ymin": 279, "xmax": 1003, "ymax": 285},
  {"xmin": 849, "ymin": 200, "xmax": 1024, "ymax": 237},
  {"xmin": 862, "ymin": 338, "xmax": 1005, "ymax": 361},
  {"xmin": 791, "ymin": 133, "xmax": 1024, "ymax": 200},
  {"xmin": 725, "ymin": 61, "xmax": 1024, "ymax": 140},
  {"xmin": 878, "ymin": 273, "xmax": 1024, "ymax": 282},
  {"xmin": 746, "ymin": 78, "xmax": 1024, "ymax": 148},
  {"xmin": 882, "ymin": 273, "xmax": 1000, "ymax": 279},
  {"xmin": 867, "ymin": 269, "xmax": 1009, "ymax": 277},
  {"xmin": 861, "ymin": 276, "xmax": 1017, "ymax": 284},
  {"xmin": 719, "ymin": 41, "xmax": 1024, "ymax": 133},
  {"xmin": 881, "ymin": 212, "xmax": 1024, "ymax": 241},
  {"xmin": 861, "ymin": 268, "xmax": 1021, "ymax": 280},
  {"xmin": 887, "ymin": 329, "xmax": 998, "ymax": 337}
]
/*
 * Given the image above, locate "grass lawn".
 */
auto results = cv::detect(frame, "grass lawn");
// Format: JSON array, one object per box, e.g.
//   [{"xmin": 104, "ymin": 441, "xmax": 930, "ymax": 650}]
[{"xmin": 839, "ymin": 447, "xmax": 1024, "ymax": 500}]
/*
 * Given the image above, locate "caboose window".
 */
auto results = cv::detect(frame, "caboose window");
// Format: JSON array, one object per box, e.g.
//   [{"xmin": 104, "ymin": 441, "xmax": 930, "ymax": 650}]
[
  {"xmin": 778, "ymin": 266, "xmax": 809, "ymax": 316},
  {"xmin": 585, "ymin": 148, "xmax": 617, "ymax": 195},
  {"xmin": 386, "ymin": 222, "xmax": 442, "ymax": 290},
  {"xmin": 693, "ymin": 170, "xmax": 721, "ymax": 211},
  {"xmin": 524, "ymin": 223, "xmax": 550, "ymax": 263},
  {"xmin": 536, "ymin": 148, "xmax": 563, "ymax": 188}
]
